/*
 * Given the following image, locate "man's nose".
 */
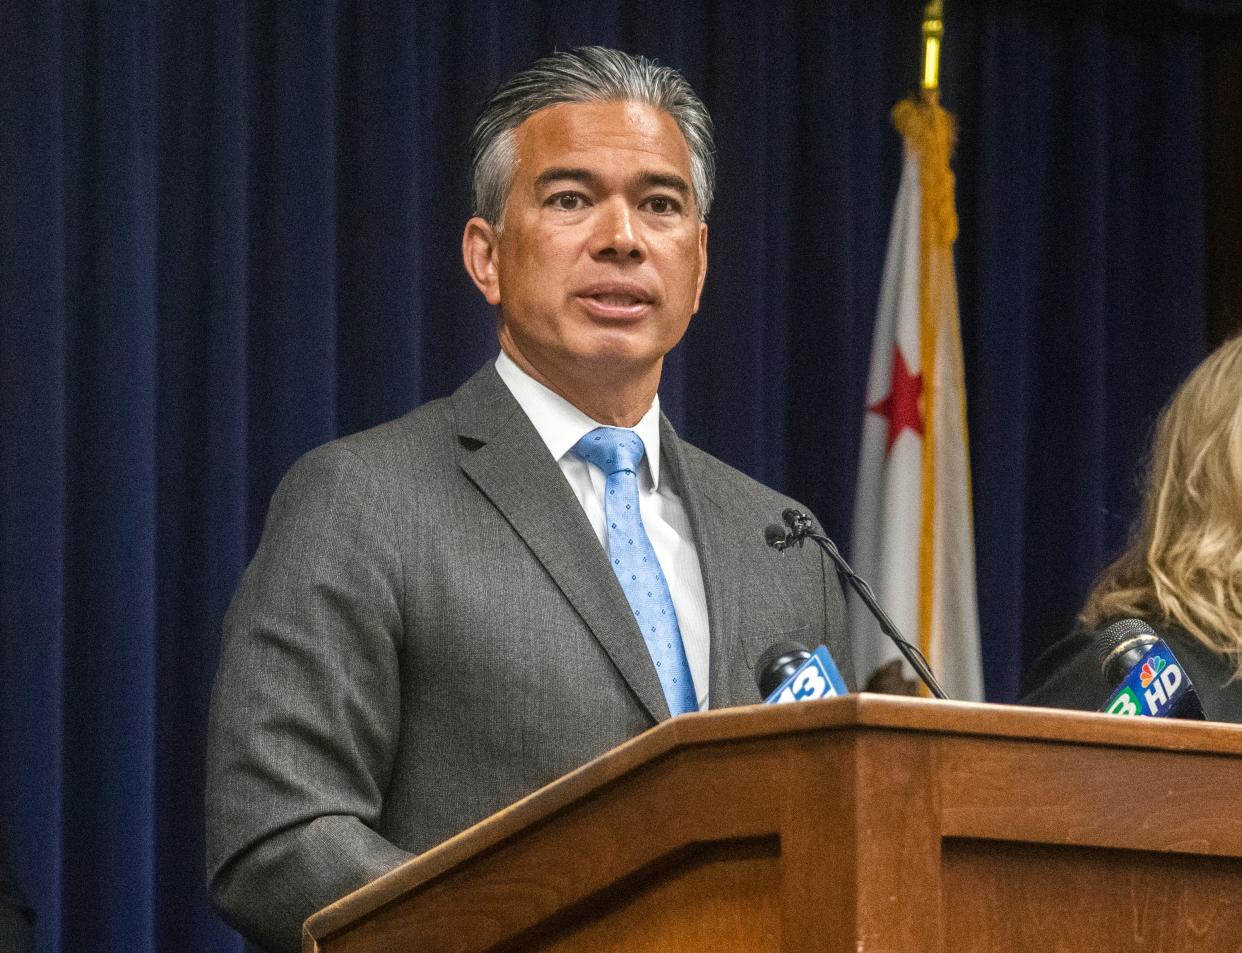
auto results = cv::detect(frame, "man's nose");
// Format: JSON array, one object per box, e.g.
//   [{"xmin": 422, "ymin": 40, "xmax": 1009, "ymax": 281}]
[{"xmin": 590, "ymin": 199, "xmax": 645, "ymax": 261}]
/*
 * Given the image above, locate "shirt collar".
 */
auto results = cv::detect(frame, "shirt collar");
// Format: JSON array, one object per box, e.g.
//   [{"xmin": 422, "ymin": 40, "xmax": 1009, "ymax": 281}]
[{"xmin": 494, "ymin": 350, "xmax": 663, "ymax": 488}]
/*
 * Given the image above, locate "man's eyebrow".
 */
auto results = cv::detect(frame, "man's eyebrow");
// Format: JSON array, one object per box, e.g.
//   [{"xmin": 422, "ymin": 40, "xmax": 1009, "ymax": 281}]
[
  {"xmin": 533, "ymin": 167, "xmax": 600, "ymax": 190},
  {"xmin": 531, "ymin": 168, "xmax": 692, "ymax": 198},
  {"xmin": 640, "ymin": 172, "xmax": 690, "ymax": 197}
]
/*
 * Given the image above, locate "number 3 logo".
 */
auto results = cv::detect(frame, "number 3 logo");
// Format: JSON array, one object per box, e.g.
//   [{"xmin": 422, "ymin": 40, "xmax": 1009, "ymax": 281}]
[{"xmin": 792, "ymin": 666, "xmax": 828, "ymax": 700}]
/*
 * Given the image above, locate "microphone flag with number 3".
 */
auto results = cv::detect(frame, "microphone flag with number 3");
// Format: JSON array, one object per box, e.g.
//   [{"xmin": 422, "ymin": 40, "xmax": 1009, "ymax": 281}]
[{"xmin": 764, "ymin": 646, "xmax": 849, "ymax": 705}]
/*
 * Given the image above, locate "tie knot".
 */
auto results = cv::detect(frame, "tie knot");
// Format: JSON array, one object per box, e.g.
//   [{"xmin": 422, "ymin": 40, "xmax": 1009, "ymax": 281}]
[{"xmin": 572, "ymin": 427, "xmax": 646, "ymax": 475}]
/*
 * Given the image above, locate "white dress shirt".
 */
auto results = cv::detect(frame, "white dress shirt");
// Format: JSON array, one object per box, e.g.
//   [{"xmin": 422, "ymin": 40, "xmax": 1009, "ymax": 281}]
[{"xmin": 494, "ymin": 351, "xmax": 711, "ymax": 710}]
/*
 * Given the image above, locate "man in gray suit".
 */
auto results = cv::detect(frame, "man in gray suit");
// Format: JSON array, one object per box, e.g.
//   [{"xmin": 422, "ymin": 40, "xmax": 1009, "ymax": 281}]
[{"xmin": 207, "ymin": 47, "xmax": 851, "ymax": 953}]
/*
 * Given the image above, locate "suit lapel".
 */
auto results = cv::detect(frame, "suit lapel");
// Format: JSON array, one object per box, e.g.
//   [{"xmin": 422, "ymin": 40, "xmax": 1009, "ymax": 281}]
[
  {"xmin": 659, "ymin": 418, "xmax": 743, "ymax": 710},
  {"xmin": 453, "ymin": 367, "xmax": 669, "ymax": 723}
]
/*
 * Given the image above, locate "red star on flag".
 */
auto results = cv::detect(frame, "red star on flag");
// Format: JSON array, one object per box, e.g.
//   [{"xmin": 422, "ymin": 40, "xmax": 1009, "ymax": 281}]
[{"xmin": 868, "ymin": 345, "xmax": 925, "ymax": 454}]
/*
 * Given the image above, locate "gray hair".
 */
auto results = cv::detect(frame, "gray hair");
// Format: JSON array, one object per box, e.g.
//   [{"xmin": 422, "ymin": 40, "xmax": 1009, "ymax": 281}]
[{"xmin": 469, "ymin": 46, "xmax": 716, "ymax": 226}]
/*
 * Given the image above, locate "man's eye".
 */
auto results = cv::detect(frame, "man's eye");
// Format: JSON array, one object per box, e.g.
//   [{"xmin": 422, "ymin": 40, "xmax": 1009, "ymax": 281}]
[
  {"xmin": 645, "ymin": 196, "xmax": 679, "ymax": 215},
  {"xmin": 549, "ymin": 192, "xmax": 585, "ymax": 211}
]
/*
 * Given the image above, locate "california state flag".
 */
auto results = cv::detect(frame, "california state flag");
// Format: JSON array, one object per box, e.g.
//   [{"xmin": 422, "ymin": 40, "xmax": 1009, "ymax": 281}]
[{"xmin": 849, "ymin": 93, "xmax": 984, "ymax": 701}]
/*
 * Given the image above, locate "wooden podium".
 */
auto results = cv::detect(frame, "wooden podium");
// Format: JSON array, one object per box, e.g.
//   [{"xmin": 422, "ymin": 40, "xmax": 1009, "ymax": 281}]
[{"xmin": 303, "ymin": 695, "xmax": 1242, "ymax": 952}]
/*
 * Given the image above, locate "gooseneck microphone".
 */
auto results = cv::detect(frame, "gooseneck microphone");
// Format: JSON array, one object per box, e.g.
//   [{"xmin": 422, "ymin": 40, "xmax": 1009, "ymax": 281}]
[
  {"xmin": 763, "ymin": 524, "xmax": 792, "ymax": 551},
  {"xmin": 765, "ymin": 508, "xmax": 949, "ymax": 700}
]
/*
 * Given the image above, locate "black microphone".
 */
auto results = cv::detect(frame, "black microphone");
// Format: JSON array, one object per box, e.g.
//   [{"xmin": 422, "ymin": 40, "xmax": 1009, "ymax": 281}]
[
  {"xmin": 764, "ymin": 508, "xmax": 949, "ymax": 700},
  {"xmin": 1093, "ymin": 619, "xmax": 1205, "ymax": 720},
  {"xmin": 753, "ymin": 639, "xmax": 848, "ymax": 703},
  {"xmin": 763, "ymin": 523, "xmax": 794, "ymax": 551},
  {"xmin": 755, "ymin": 641, "xmax": 812, "ymax": 698},
  {"xmin": 1094, "ymin": 618, "xmax": 1159, "ymax": 685}
]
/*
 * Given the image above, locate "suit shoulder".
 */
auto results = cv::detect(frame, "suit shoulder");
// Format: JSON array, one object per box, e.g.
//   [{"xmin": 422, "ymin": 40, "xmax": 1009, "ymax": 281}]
[
  {"xmin": 316, "ymin": 362, "xmax": 511, "ymax": 471},
  {"xmin": 337, "ymin": 395, "xmax": 456, "ymax": 458},
  {"xmin": 278, "ymin": 395, "xmax": 456, "ymax": 482},
  {"xmin": 675, "ymin": 439, "xmax": 811, "ymax": 515}
]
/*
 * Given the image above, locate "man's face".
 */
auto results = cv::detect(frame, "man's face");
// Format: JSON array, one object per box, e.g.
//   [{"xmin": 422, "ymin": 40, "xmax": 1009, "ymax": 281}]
[{"xmin": 464, "ymin": 100, "xmax": 708, "ymax": 393}]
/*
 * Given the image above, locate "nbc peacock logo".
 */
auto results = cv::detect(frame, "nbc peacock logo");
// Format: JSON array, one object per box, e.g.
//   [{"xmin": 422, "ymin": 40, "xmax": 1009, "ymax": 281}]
[{"xmin": 1139, "ymin": 656, "xmax": 1167, "ymax": 688}]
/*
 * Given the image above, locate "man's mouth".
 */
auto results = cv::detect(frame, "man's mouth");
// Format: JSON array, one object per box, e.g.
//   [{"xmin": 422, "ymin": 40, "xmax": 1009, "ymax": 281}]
[
  {"xmin": 576, "ymin": 284, "xmax": 654, "ymax": 317},
  {"xmin": 591, "ymin": 293, "xmax": 643, "ymax": 307}
]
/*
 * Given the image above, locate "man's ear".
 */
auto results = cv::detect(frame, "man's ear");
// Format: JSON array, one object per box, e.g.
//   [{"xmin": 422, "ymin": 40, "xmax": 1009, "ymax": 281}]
[{"xmin": 462, "ymin": 217, "xmax": 502, "ymax": 306}]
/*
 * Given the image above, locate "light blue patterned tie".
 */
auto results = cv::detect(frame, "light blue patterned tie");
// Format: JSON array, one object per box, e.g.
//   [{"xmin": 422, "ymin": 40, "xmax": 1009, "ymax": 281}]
[{"xmin": 572, "ymin": 427, "xmax": 698, "ymax": 716}]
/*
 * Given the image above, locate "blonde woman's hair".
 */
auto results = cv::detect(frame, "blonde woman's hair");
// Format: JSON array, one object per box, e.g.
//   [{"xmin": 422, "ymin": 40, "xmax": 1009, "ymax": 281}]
[{"xmin": 1082, "ymin": 333, "xmax": 1242, "ymax": 673}]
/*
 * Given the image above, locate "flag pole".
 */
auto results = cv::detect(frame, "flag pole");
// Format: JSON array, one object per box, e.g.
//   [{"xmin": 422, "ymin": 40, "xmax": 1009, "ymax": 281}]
[
  {"xmin": 852, "ymin": 0, "xmax": 982, "ymax": 701},
  {"xmin": 922, "ymin": 0, "xmax": 944, "ymax": 94}
]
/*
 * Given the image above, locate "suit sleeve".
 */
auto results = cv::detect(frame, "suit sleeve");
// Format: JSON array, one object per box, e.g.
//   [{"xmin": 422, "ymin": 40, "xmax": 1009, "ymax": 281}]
[{"xmin": 206, "ymin": 443, "xmax": 413, "ymax": 953}]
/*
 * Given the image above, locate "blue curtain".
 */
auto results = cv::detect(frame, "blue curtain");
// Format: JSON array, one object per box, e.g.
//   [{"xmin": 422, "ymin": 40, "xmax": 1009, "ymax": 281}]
[
  {"xmin": 0, "ymin": 1, "xmax": 1211, "ymax": 950},
  {"xmin": 1176, "ymin": 0, "xmax": 1242, "ymax": 13}
]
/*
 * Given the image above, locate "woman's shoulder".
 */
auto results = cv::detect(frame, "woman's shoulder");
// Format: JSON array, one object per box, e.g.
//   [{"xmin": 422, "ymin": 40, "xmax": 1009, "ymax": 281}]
[
  {"xmin": 1021, "ymin": 629, "xmax": 1108, "ymax": 712},
  {"xmin": 1021, "ymin": 620, "xmax": 1242, "ymax": 722}
]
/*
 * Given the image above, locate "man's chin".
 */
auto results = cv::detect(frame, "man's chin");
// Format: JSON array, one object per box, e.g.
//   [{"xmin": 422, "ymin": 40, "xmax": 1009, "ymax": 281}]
[
  {"xmin": 573, "ymin": 324, "xmax": 682, "ymax": 363},
  {"xmin": 502, "ymin": 328, "xmax": 678, "ymax": 389},
  {"xmin": 572, "ymin": 343, "xmax": 668, "ymax": 377}
]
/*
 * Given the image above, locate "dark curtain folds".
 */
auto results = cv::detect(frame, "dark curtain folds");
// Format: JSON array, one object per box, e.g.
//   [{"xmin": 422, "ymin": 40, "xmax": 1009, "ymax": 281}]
[
  {"xmin": 0, "ymin": 2, "xmax": 1210, "ymax": 951},
  {"xmin": 1176, "ymin": 0, "xmax": 1242, "ymax": 14},
  {"xmin": 950, "ymin": 0, "xmax": 1208, "ymax": 695}
]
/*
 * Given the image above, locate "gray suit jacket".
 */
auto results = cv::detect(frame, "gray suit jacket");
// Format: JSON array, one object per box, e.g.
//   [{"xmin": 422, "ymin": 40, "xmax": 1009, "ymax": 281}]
[{"xmin": 206, "ymin": 364, "xmax": 851, "ymax": 952}]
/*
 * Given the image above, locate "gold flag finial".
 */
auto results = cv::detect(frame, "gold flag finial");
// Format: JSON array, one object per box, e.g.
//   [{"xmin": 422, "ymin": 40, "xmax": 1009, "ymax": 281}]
[{"xmin": 922, "ymin": 0, "xmax": 944, "ymax": 92}]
